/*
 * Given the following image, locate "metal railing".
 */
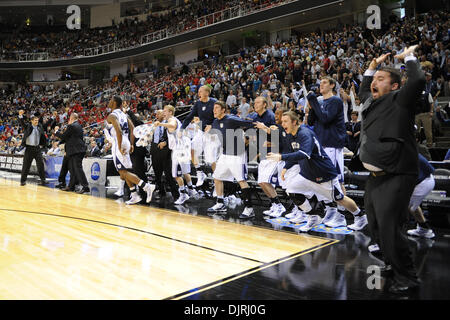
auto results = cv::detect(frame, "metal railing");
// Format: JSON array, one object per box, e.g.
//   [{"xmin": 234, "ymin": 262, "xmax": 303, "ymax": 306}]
[{"xmin": 2, "ymin": 0, "xmax": 297, "ymax": 62}]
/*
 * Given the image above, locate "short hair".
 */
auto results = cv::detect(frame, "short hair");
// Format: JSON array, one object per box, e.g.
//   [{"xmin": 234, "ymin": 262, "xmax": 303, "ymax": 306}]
[
  {"xmin": 378, "ymin": 67, "xmax": 401, "ymax": 86},
  {"xmin": 282, "ymin": 111, "xmax": 300, "ymax": 124},
  {"xmin": 200, "ymin": 85, "xmax": 211, "ymax": 95},
  {"xmin": 164, "ymin": 104, "xmax": 175, "ymax": 115},
  {"xmin": 255, "ymin": 96, "xmax": 269, "ymax": 108},
  {"xmin": 113, "ymin": 96, "xmax": 122, "ymax": 108},
  {"xmin": 214, "ymin": 100, "xmax": 227, "ymax": 110},
  {"xmin": 351, "ymin": 111, "xmax": 358, "ymax": 116},
  {"xmin": 320, "ymin": 76, "xmax": 336, "ymax": 89}
]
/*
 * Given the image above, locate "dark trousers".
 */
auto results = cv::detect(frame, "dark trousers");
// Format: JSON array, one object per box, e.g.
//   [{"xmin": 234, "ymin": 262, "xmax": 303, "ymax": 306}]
[
  {"xmin": 67, "ymin": 152, "xmax": 89, "ymax": 189},
  {"xmin": 123, "ymin": 149, "xmax": 148, "ymax": 201},
  {"xmin": 364, "ymin": 173, "xmax": 419, "ymax": 286},
  {"xmin": 21, "ymin": 145, "xmax": 46, "ymax": 183},
  {"xmin": 151, "ymin": 144, "xmax": 179, "ymax": 198},
  {"xmin": 58, "ymin": 155, "xmax": 70, "ymax": 185}
]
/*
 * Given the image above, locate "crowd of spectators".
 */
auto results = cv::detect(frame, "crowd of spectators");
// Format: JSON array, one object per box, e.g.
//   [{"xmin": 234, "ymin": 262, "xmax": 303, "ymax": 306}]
[
  {"xmin": 1, "ymin": 10, "xmax": 449, "ymax": 160},
  {"xmin": 0, "ymin": 0, "xmax": 285, "ymax": 61}
]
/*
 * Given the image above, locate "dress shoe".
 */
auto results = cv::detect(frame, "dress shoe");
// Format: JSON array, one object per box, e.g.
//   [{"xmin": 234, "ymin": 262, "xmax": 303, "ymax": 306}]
[
  {"xmin": 380, "ymin": 264, "xmax": 394, "ymax": 278},
  {"xmin": 76, "ymin": 187, "xmax": 90, "ymax": 194},
  {"xmin": 38, "ymin": 180, "xmax": 49, "ymax": 186},
  {"xmin": 388, "ymin": 281, "xmax": 420, "ymax": 295},
  {"xmin": 20, "ymin": 182, "xmax": 26, "ymax": 186},
  {"xmin": 62, "ymin": 186, "xmax": 75, "ymax": 192},
  {"xmin": 55, "ymin": 183, "xmax": 66, "ymax": 189}
]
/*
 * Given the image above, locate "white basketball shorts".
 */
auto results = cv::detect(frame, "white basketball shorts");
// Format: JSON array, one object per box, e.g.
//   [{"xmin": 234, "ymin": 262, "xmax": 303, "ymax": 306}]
[
  {"xmin": 409, "ymin": 175, "xmax": 435, "ymax": 211},
  {"xmin": 213, "ymin": 153, "xmax": 247, "ymax": 182}
]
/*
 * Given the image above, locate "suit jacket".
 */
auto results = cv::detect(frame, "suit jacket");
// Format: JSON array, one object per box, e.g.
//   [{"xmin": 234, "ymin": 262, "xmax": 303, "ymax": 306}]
[
  {"xmin": 358, "ymin": 58, "xmax": 425, "ymax": 175},
  {"xmin": 90, "ymin": 146, "xmax": 101, "ymax": 157},
  {"xmin": 55, "ymin": 121, "xmax": 87, "ymax": 157},
  {"xmin": 19, "ymin": 116, "xmax": 47, "ymax": 148},
  {"xmin": 150, "ymin": 123, "xmax": 170, "ymax": 156}
]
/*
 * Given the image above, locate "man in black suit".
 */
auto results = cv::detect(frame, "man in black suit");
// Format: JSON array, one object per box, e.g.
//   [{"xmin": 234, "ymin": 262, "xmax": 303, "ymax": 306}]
[
  {"xmin": 345, "ymin": 111, "xmax": 361, "ymax": 153},
  {"xmin": 151, "ymin": 109, "xmax": 179, "ymax": 200},
  {"xmin": 88, "ymin": 140, "xmax": 102, "ymax": 157},
  {"xmin": 54, "ymin": 113, "xmax": 90, "ymax": 194},
  {"xmin": 358, "ymin": 45, "xmax": 425, "ymax": 294},
  {"xmin": 18, "ymin": 110, "xmax": 48, "ymax": 186}
]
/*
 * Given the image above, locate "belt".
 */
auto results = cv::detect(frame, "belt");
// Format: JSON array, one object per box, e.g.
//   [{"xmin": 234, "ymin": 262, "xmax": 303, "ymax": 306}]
[{"xmin": 370, "ymin": 171, "xmax": 387, "ymax": 177}]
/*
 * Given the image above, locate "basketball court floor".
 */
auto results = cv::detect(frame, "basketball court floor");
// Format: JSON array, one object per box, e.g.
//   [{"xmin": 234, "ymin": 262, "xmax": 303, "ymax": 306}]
[{"xmin": 0, "ymin": 173, "xmax": 449, "ymax": 300}]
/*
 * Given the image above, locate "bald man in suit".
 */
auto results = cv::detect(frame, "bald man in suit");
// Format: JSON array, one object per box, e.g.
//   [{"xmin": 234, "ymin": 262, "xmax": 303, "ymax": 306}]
[{"xmin": 54, "ymin": 113, "xmax": 90, "ymax": 194}]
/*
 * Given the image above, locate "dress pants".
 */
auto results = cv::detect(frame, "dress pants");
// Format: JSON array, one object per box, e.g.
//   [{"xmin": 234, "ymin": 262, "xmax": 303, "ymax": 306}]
[
  {"xmin": 151, "ymin": 143, "xmax": 179, "ymax": 199},
  {"xmin": 67, "ymin": 152, "xmax": 89, "ymax": 189},
  {"xmin": 21, "ymin": 145, "xmax": 46, "ymax": 183},
  {"xmin": 123, "ymin": 147, "xmax": 149, "ymax": 201},
  {"xmin": 58, "ymin": 155, "xmax": 71, "ymax": 185},
  {"xmin": 415, "ymin": 112, "xmax": 433, "ymax": 147},
  {"xmin": 364, "ymin": 173, "xmax": 420, "ymax": 287}
]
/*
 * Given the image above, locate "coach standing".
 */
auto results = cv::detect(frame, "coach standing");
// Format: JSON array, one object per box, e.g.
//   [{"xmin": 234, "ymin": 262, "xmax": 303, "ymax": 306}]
[
  {"xmin": 358, "ymin": 45, "xmax": 425, "ymax": 294},
  {"xmin": 54, "ymin": 113, "xmax": 90, "ymax": 194},
  {"xmin": 18, "ymin": 110, "xmax": 48, "ymax": 186}
]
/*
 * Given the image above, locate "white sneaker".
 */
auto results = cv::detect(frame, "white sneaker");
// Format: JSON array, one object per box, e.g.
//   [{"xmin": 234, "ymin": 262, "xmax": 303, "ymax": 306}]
[
  {"xmin": 143, "ymin": 183, "xmax": 156, "ymax": 203},
  {"xmin": 239, "ymin": 207, "xmax": 255, "ymax": 219},
  {"xmin": 263, "ymin": 203, "xmax": 277, "ymax": 216},
  {"xmin": 348, "ymin": 214, "xmax": 368, "ymax": 231},
  {"xmin": 227, "ymin": 195, "xmax": 239, "ymax": 204},
  {"xmin": 289, "ymin": 210, "xmax": 309, "ymax": 224},
  {"xmin": 324, "ymin": 212, "xmax": 347, "ymax": 228},
  {"xmin": 196, "ymin": 171, "xmax": 207, "ymax": 187},
  {"xmin": 114, "ymin": 188, "xmax": 124, "ymax": 197},
  {"xmin": 322, "ymin": 207, "xmax": 337, "ymax": 225},
  {"xmin": 298, "ymin": 215, "xmax": 321, "ymax": 232},
  {"xmin": 407, "ymin": 224, "xmax": 435, "ymax": 239},
  {"xmin": 125, "ymin": 192, "xmax": 142, "ymax": 205},
  {"xmin": 207, "ymin": 202, "xmax": 227, "ymax": 213},
  {"xmin": 188, "ymin": 188, "xmax": 199, "ymax": 199},
  {"xmin": 269, "ymin": 203, "xmax": 286, "ymax": 218},
  {"xmin": 174, "ymin": 193, "xmax": 189, "ymax": 205},
  {"xmin": 285, "ymin": 206, "xmax": 300, "ymax": 219}
]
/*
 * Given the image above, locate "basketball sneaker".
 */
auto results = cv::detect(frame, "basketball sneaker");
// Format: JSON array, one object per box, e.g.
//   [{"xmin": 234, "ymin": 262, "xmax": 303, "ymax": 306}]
[
  {"xmin": 348, "ymin": 214, "xmax": 368, "ymax": 231},
  {"xmin": 196, "ymin": 171, "xmax": 207, "ymax": 187},
  {"xmin": 321, "ymin": 207, "xmax": 338, "ymax": 225},
  {"xmin": 207, "ymin": 202, "xmax": 227, "ymax": 213},
  {"xmin": 263, "ymin": 203, "xmax": 277, "ymax": 216},
  {"xmin": 143, "ymin": 183, "xmax": 156, "ymax": 203},
  {"xmin": 285, "ymin": 206, "xmax": 300, "ymax": 219},
  {"xmin": 289, "ymin": 210, "xmax": 309, "ymax": 224},
  {"xmin": 298, "ymin": 215, "xmax": 321, "ymax": 232},
  {"xmin": 174, "ymin": 193, "xmax": 189, "ymax": 205},
  {"xmin": 407, "ymin": 224, "xmax": 435, "ymax": 239},
  {"xmin": 269, "ymin": 203, "xmax": 286, "ymax": 218},
  {"xmin": 125, "ymin": 192, "xmax": 142, "ymax": 205},
  {"xmin": 324, "ymin": 212, "xmax": 347, "ymax": 228},
  {"xmin": 188, "ymin": 188, "xmax": 200, "ymax": 200},
  {"xmin": 239, "ymin": 207, "xmax": 255, "ymax": 219},
  {"xmin": 114, "ymin": 187, "xmax": 124, "ymax": 197}
]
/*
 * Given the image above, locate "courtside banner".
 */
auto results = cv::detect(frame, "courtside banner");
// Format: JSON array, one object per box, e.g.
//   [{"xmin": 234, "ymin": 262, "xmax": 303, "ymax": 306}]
[{"xmin": 82, "ymin": 157, "xmax": 107, "ymax": 185}]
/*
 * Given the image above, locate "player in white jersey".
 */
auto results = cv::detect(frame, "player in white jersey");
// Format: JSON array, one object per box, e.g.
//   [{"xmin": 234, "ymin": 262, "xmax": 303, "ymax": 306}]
[
  {"xmin": 106, "ymin": 96, "xmax": 155, "ymax": 205},
  {"xmin": 154, "ymin": 105, "xmax": 198, "ymax": 205}
]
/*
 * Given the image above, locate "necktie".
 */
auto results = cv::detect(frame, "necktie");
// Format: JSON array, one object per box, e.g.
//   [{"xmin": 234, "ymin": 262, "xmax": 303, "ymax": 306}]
[{"xmin": 154, "ymin": 126, "xmax": 163, "ymax": 144}]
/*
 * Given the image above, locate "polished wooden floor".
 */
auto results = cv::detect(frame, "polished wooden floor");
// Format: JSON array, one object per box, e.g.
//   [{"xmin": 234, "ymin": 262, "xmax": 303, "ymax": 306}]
[{"xmin": 0, "ymin": 179, "xmax": 337, "ymax": 300}]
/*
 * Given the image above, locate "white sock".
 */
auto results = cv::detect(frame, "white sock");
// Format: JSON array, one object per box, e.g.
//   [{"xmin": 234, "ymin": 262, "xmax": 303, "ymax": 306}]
[
  {"xmin": 299, "ymin": 199, "xmax": 312, "ymax": 213},
  {"xmin": 350, "ymin": 208, "xmax": 361, "ymax": 216}
]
